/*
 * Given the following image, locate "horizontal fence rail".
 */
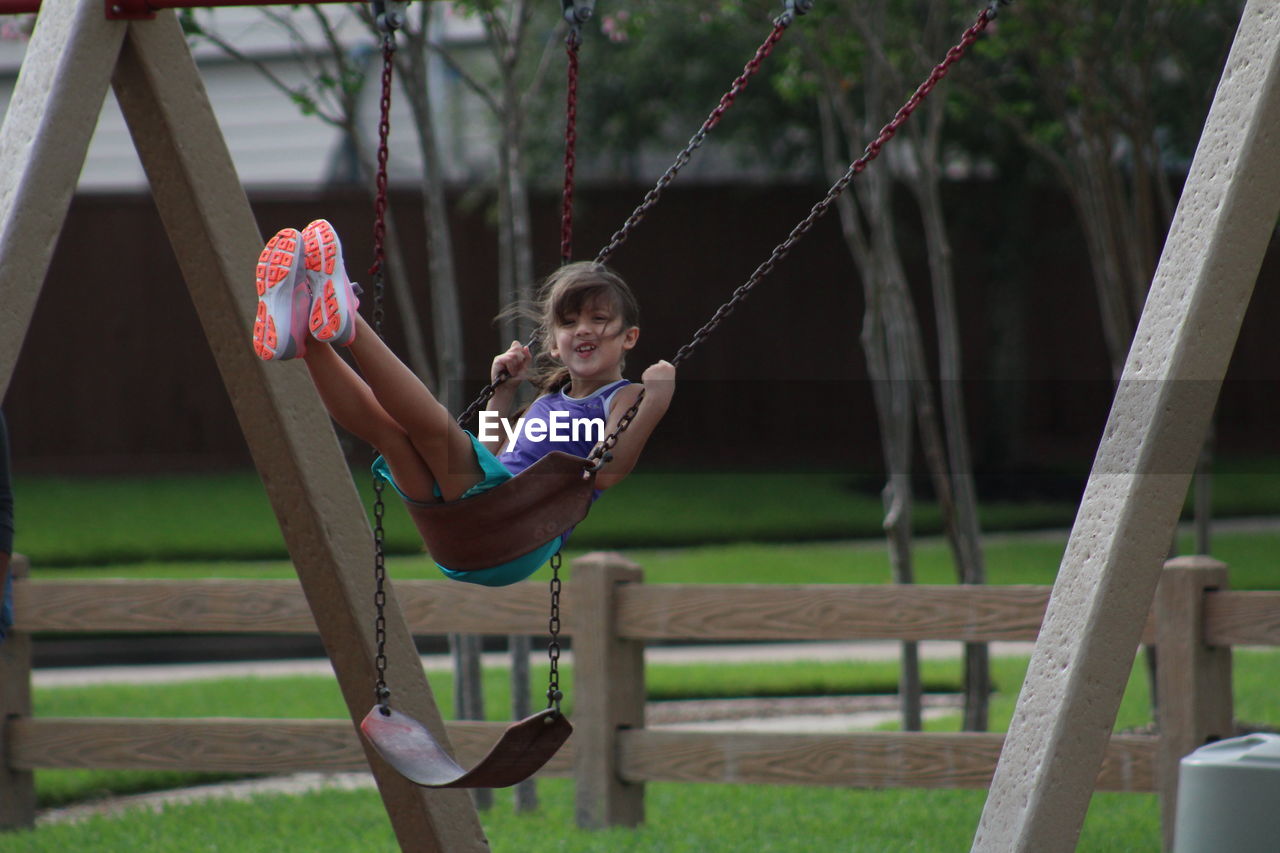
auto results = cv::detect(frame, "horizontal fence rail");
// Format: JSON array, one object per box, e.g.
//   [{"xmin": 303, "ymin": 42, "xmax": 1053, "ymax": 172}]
[
  {"xmin": 14, "ymin": 579, "xmax": 560, "ymax": 636},
  {"xmin": 6, "ymin": 554, "xmax": 1269, "ymax": 849},
  {"xmin": 4, "ymin": 718, "xmax": 1156, "ymax": 792},
  {"xmin": 8, "ymin": 718, "xmax": 574, "ymax": 776},
  {"xmin": 18, "ymin": 579, "xmax": 1223, "ymax": 645},
  {"xmin": 616, "ymin": 584, "xmax": 1057, "ymax": 642},
  {"xmin": 616, "ymin": 730, "xmax": 1157, "ymax": 792},
  {"xmin": 1204, "ymin": 590, "xmax": 1280, "ymax": 646}
]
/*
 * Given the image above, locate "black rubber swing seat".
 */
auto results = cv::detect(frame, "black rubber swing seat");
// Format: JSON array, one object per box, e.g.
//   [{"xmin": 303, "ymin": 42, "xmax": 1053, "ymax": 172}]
[
  {"xmin": 401, "ymin": 451, "xmax": 599, "ymax": 572},
  {"xmin": 361, "ymin": 705, "xmax": 573, "ymax": 788}
]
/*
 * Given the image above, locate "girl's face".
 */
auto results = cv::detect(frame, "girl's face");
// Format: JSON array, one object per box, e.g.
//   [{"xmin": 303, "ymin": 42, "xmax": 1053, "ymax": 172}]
[{"xmin": 549, "ymin": 295, "xmax": 638, "ymax": 384}]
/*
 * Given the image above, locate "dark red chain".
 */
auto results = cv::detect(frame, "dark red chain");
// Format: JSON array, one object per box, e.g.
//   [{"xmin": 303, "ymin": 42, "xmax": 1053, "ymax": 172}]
[
  {"xmin": 669, "ymin": 7, "xmax": 996, "ymax": 369},
  {"xmin": 582, "ymin": 6, "xmax": 999, "ymax": 468},
  {"xmin": 561, "ymin": 30, "xmax": 581, "ymax": 265},
  {"xmin": 456, "ymin": 7, "xmax": 802, "ymax": 423},
  {"xmin": 464, "ymin": 4, "xmax": 1000, "ymax": 456},
  {"xmin": 594, "ymin": 13, "xmax": 795, "ymax": 266},
  {"xmin": 370, "ymin": 43, "xmax": 394, "ymax": 289},
  {"xmin": 370, "ymin": 32, "xmax": 395, "ymax": 712}
]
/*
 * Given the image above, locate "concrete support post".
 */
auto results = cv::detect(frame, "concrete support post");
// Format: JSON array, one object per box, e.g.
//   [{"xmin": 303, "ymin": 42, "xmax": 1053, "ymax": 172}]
[
  {"xmin": 0, "ymin": 0, "xmax": 125, "ymax": 398},
  {"xmin": 974, "ymin": 3, "xmax": 1280, "ymax": 850},
  {"xmin": 104, "ymin": 14, "xmax": 486, "ymax": 852}
]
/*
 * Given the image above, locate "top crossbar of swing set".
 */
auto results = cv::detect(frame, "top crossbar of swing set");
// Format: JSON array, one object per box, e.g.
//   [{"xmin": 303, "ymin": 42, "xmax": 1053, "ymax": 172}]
[{"xmin": 0, "ymin": 0, "xmax": 422, "ymax": 20}]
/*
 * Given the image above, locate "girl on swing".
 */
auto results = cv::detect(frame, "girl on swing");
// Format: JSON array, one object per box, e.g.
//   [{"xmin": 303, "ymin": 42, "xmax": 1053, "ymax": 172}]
[{"xmin": 251, "ymin": 219, "xmax": 676, "ymax": 586}]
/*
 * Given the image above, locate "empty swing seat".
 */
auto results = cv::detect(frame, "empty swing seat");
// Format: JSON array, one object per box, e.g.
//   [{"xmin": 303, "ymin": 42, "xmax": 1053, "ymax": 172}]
[{"xmin": 361, "ymin": 705, "xmax": 573, "ymax": 788}]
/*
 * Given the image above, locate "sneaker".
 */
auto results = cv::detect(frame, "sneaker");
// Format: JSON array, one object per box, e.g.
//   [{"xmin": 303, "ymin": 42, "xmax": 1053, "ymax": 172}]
[
  {"xmin": 302, "ymin": 219, "xmax": 358, "ymax": 346},
  {"xmin": 253, "ymin": 227, "xmax": 310, "ymax": 361}
]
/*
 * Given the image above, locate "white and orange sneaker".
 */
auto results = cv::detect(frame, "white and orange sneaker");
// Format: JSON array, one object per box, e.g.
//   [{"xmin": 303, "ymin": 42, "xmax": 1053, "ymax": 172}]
[
  {"xmin": 302, "ymin": 219, "xmax": 358, "ymax": 346},
  {"xmin": 253, "ymin": 227, "xmax": 311, "ymax": 361}
]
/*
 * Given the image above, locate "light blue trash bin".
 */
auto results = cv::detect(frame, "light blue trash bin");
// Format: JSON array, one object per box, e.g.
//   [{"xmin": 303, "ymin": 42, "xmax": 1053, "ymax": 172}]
[{"xmin": 1173, "ymin": 733, "xmax": 1280, "ymax": 853}]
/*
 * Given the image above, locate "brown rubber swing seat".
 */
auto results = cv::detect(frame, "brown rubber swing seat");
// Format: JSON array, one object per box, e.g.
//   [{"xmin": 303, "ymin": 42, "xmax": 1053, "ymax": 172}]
[
  {"xmin": 361, "ymin": 705, "xmax": 573, "ymax": 788},
  {"xmin": 401, "ymin": 451, "xmax": 599, "ymax": 573},
  {"xmin": 359, "ymin": 452, "xmax": 590, "ymax": 788}
]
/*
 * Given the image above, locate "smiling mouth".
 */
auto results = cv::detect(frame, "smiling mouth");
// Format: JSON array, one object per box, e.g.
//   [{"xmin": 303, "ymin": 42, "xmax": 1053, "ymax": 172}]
[{"xmin": 574, "ymin": 343, "xmax": 597, "ymax": 355}]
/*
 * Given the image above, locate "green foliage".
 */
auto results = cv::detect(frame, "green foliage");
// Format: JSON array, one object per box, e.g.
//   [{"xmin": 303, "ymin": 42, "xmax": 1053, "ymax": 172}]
[
  {"xmin": 969, "ymin": 0, "xmax": 1241, "ymax": 166},
  {"xmin": 289, "ymin": 91, "xmax": 319, "ymax": 116},
  {"xmin": 176, "ymin": 9, "xmax": 203, "ymax": 37},
  {"xmin": 183, "ymin": 5, "xmax": 371, "ymax": 131},
  {"xmin": 573, "ymin": 0, "xmax": 821, "ymax": 177},
  {"xmin": 26, "ymin": 648, "xmax": 1280, "ymax": 849}
]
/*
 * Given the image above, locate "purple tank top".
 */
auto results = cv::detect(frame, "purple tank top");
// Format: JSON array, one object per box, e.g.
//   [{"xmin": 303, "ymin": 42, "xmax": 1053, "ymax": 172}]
[{"xmin": 497, "ymin": 379, "xmax": 631, "ymax": 476}]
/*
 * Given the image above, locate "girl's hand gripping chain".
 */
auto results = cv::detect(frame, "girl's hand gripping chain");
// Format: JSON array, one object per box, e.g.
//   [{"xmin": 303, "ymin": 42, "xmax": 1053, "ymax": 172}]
[
  {"xmin": 491, "ymin": 341, "xmax": 534, "ymax": 385},
  {"xmin": 640, "ymin": 359, "xmax": 676, "ymax": 406}
]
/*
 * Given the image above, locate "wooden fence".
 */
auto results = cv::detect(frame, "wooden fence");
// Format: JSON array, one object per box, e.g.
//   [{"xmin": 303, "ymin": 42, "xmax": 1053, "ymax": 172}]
[{"xmin": 3, "ymin": 552, "xmax": 1275, "ymax": 851}]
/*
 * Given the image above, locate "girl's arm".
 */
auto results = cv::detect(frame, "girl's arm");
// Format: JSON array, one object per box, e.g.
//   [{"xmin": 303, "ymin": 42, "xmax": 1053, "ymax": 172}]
[
  {"xmin": 593, "ymin": 360, "xmax": 676, "ymax": 491},
  {"xmin": 477, "ymin": 342, "xmax": 532, "ymax": 456}
]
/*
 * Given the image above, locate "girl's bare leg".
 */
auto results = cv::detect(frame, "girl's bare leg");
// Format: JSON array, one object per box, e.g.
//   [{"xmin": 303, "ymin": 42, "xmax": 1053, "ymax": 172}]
[
  {"xmin": 303, "ymin": 343, "xmax": 442, "ymax": 502},
  {"xmin": 343, "ymin": 314, "xmax": 483, "ymax": 501}
]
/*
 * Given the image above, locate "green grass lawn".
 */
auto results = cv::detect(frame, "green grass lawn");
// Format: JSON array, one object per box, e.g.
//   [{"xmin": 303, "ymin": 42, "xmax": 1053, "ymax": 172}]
[
  {"xmin": 13, "ymin": 649, "xmax": 1280, "ymax": 852},
  {"xmin": 15, "ymin": 460, "xmax": 1280, "ymax": 567},
  {"xmin": 1, "ymin": 783, "xmax": 1163, "ymax": 853},
  {"xmin": 0, "ymin": 778, "xmax": 1167, "ymax": 845},
  {"xmin": 13, "ymin": 468, "xmax": 1053, "ymax": 565},
  {"xmin": 29, "ymin": 526, "xmax": 1280, "ymax": 590},
  {"xmin": 7, "ymin": 464, "xmax": 1280, "ymax": 849}
]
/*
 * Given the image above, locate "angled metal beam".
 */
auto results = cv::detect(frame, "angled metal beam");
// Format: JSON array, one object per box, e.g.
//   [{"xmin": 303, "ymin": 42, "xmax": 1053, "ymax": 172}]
[{"xmin": 973, "ymin": 2, "xmax": 1280, "ymax": 850}]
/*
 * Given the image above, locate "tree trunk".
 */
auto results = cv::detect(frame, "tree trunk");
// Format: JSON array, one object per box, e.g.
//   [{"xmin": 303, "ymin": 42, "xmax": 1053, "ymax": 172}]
[
  {"xmin": 451, "ymin": 633, "xmax": 492, "ymax": 811},
  {"xmin": 510, "ymin": 634, "xmax": 537, "ymax": 811},
  {"xmin": 819, "ymin": 85, "xmax": 924, "ymax": 731},
  {"xmin": 398, "ymin": 10, "xmax": 463, "ymax": 411},
  {"xmin": 862, "ymin": 249, "xmax": 924, "ymax": 733},
  {"xmin": 506, "ymin": 126, "xmax": 536, "ymax": 338},
  {"xmin": 909, "ymin": 138, "xmax": 989, "ymax": 731}
]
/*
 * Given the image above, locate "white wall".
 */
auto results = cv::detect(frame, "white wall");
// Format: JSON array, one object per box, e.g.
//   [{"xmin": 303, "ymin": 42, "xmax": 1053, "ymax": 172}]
[{"xmin": 0, "ymin": 4, "xmax": 494, "ymax": 191}]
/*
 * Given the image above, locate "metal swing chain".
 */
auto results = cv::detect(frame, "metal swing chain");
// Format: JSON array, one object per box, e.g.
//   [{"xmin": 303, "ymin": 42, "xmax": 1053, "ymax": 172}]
[
  {"xmin": 593, "ymin": 0, "xmax": 813, "ymax": 267},
  {"xmin": 465, "ymin": 2, "xmax": 1009, "ymax": 535},
  {"xmin": 665, "ymin": 2, "xmax": 1003, "ymax": 371},
  {"xmin": 454, "ymin": 0, "xmax": 805, "ymax": 426},
  {"xmin": 370, "ymin": 7, "xmax": 400, "ymax": 714},
  {"xmin": 545, "ymin": 0, "xmax": 588, "ymax": 719},
  {"xmin": 456, "ymin": 2, "xmax": 588, "ymax": 427},
  {"xmin": 583, "ymin": 2, "xmax": 1004, "ymax": 471},
  {"xmin": 561, "ymin": 1, "xmax": 587, "ymax": 265},
  {"xmin": 546, "ymin": 551, "xmax": 564, "ymax": 714}
]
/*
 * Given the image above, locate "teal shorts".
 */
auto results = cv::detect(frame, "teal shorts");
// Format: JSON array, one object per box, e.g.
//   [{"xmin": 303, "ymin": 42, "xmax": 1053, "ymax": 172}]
[{"xmin": 371, "ymin": 431, "xmax": 561, "ymax": 587}]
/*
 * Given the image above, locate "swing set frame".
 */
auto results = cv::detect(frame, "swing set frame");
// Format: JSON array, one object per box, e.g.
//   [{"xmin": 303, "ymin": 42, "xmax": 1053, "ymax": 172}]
[{"xmin": 2, "ymin": 0, "xmax": 1279, "ymax": 849}]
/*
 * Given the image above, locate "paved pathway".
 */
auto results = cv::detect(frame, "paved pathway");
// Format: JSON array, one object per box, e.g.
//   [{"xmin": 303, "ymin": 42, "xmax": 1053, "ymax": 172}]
[{"xmin": 33, "ymin": 640, "xmax": 1036, "ymax": 688}]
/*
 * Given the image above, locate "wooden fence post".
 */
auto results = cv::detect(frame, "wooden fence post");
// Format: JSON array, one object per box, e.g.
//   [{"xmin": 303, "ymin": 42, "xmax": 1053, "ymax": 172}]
[
  {"xmin": 1155, "ymin": 555, "xmax": 1234, "ymax": 852},
  {"xmin": 572, "ymin": 552, "xmax": 645, "ymax": 829},
  {"xmin": 1, "ymin": 555, "xmax": 34, "ymax": 831}
]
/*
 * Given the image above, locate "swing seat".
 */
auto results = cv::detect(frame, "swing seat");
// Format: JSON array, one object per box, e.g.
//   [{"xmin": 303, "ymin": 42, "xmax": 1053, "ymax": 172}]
[
  {"xmin": 404, "ymin": 451, "xmax": 598, "ymax": 572},
  {"xmin": 361, "ymin": 705, "xmax": 573, "ymax": 788}
]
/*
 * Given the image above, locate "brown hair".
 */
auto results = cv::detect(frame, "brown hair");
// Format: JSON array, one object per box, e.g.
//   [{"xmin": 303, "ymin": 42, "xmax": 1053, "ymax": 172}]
[{"xmin": 504, "ymin": 261, "xmax": 641, "ymax": 399}]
